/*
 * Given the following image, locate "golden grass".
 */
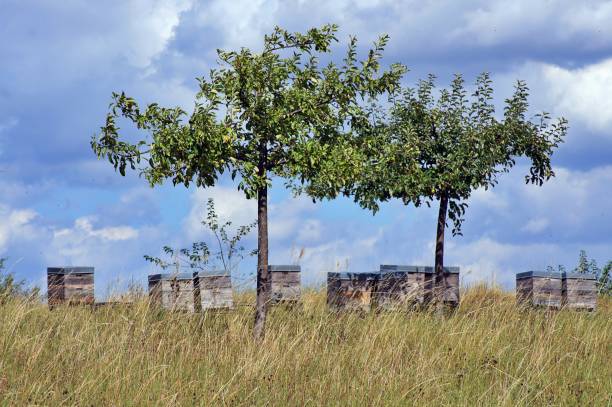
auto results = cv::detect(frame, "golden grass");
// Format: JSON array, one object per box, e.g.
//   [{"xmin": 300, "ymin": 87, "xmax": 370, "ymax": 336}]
[{"xmin": 0, "ymin": 286, "xmax": 610, "ymax": 406}]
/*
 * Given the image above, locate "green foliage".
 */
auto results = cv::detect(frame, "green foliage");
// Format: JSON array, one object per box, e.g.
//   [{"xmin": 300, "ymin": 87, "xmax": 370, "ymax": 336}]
[
  {"xmin": 0, "ymin": 258, "xmax": 38, "ymax": 302},
  {"xmin": 144, "ymin": 198, "xmax": 256, "ymax": 274},
  {"xmin": 573, "ymin": 249, "xmax": 600, "ymax": 275},
  {"xmin": 571, "ymin": 250, "xmax": 611, "ymax": 296},
  {"xmin": 91, "ymin": 24, "xmax": 405, "ymax": 198},
  {"xmin": 302, "ymin": 72, "xmax": 567, "ymax": 242},
  {"xmin": 371, "ymin": 73, "xmax": 566, "ymax": 235},
  {"xmin": 599, "ymin": 261, "xmax": 612, "ymax": 296}
]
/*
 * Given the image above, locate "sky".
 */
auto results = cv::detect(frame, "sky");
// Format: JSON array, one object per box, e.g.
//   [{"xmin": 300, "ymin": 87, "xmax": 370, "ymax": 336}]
[{"xmin": 1, "ymin": 0, "xmax": 611, "ymax": 297}]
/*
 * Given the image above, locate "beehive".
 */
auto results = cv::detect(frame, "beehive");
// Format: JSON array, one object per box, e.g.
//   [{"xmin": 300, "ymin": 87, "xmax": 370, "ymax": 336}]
[
  {"xmin": 47, "ymin": 267, "xmax": 94, "ymax": 307},
  {"xmin": 562, "ymin": 272, "xmax": 597, "ymax": 310},
  {"xmin": 269, "ymin": 265, "xmax": 301, "ymax": 304},
  {"xmin": 516, "ymin": 271, "xmax": 562, "ymax": 309},
  {"xmin": 327, "ymin": 272, "xmax": 379, "ymax": 312},
  {"xmin": 436, "ymin": 266, "xmax": 460, "ymax": 307},
  {"xmin": 148, "ymin": 273, "xmax": 195, "ymax": 312},
  {"xmin": 193, "ymin": 271, "xmax": 233, "ymax": 310},
  {"xmin": 376, "ymin": 265, "xmax": 434, "ymax": 309}
]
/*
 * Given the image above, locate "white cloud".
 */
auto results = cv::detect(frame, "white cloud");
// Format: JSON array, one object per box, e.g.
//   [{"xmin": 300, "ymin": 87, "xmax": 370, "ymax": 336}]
[
  {"xmin": 0, "ymin": 205, "xmax": 38, "ymax": 252},
  {"xmin": 542, "ymin": 59, "xmax": 612, "ymax": 132},
  {"xmin": 188, "ymin": 0, "xmax": 612, "ymax": 61},
  {"xmin": 123, "ymin": 0, "xmax": 194, "ymax": 68},
  {"xmin": 495, "ymin": 58, "xmax": 612, "ymax": 133},
  {"xmin": 521, "ymin": 218, "xmax": 549, "ymax": 234},
  {"xmin": 184, "ymin": 186, "xmax": 257, "ymax": 240},
  {"xmin": 54, "ymin": 217, "xmax": 139, "ymax": 242},
  {"xmin": 453, "ymin": 0, "xmax": 612, "ymax": 48}
]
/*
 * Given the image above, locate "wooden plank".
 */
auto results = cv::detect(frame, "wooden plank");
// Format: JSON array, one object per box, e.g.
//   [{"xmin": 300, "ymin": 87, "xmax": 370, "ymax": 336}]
[
  {"xmin": 516, "ymin": 278, "xmax": 532, "ymax": 306},
  {"xmin": 271, "ymin": 271, "xmax": 301, "ymax": 303},
  {"xmin": 532, "ymin": 277, "xmax": 562, "ymax": 308},
  {"xmin": 375, "ymin": 272, "xmax": 433, "ymax": 310},
  {"xmin": 271, "ymin": 272, "xmax": 301, "ymax": 284},
  {"xmin": 327, "ymin": 275, "xmax": 377, "ymax": 312},
  {"xmin": 563, "ymin": 278, "xmax": 597, "ymax": 310},
  {"xmin": 199, "ymin": 275, "xmax": 232, "ymax": 290},
  {"xmin": 200, "ymin": 288, "xmax": 233, "ymax": 309}
]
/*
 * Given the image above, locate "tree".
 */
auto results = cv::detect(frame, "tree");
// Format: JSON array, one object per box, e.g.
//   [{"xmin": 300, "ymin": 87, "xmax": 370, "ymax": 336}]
[
  {"xmin": 599, "ymin": 261, "xmax": 612, "ymax": 296},
  {"xmin": 574, "ymin": 249, "xmax": 600, "ymax": 275},
  {"xmin": 0, "ymin": 258, "xmax": 39, "ymax": 303},
  {"xmin": 572, "ymin": 250, "xmax": 610, "ymax": 296},
  {"xmin": 306, "ymin": 73, "xmax": 567, "ymax": 307},
  {"xmin": 91, "ymin": 25, "xmax": 405, "ymax": 338},
  {"xmin": 391, "ymin": 74, "xmax": 567, "ymax": 306},
  {"xmin": 144, "ymin": 198, "xmax": 256, "ymax": 275}
]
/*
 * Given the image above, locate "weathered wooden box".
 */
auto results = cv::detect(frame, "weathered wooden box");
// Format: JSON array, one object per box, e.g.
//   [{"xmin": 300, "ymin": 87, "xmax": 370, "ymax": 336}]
[
  {"xmin": 516, "ymin": 271, "xmax": 563, "ymax": 309},
  {"xmin": 47, "ymin": 267, "xmax": 94, "ymax": 307},
  {"xmin": 269, "ymin": 265, "xmax": 301, "ymax": 304},
  {"xmin": 562, "ymin": 272, "xmax": 597, "ymax": 310},
  {"xmin": 327, "ymin": 272, "xmax": 379, "ymax": 312},
  {"xmin": 148, "ymin": 273, "xmax": 195, "ymax": 312},
  {"xmin": 376, "ymin": 265, "xmax": 434, "ymax": 309},
  {"xmin": 437, "ymin": 266, "xmax": 460, "ymax": 307},
  {"xmin": 193, "ymin": 271, "xmax": 233, "ymax": 310}
]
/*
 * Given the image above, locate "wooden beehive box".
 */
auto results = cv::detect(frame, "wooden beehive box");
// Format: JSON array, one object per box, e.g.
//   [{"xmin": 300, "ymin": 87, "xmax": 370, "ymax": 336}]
[
  {"xmin": 516, "ymin": 271, "xmax": 562, "ymax": 309},
  {"xmin": 269, "ymin": 265, "xmax": 301, "ymax": 304},
  {"xmin": 438, "ymin": 266, "xmax": 460, "ymax": 307},
  {"xmin": 193, "ymin": 271, "xmax": 233, "ymax": 311},
  {"xmin": 377, "ymin": 265, "xmax": 434, "ymax": 309},
  {"xmin": 327, "ymin": 272, "xmax": 379, "ymax": 312},
  {"xmin": 148, "ymin": 273, "xmax": 195, "ymax": 312},
  {"xmin": 562, "ymin": 272, "xmax": 597, "ymax": 310},
  {"xmin": 47, "ymin": 267, "xmax": 94, "ymax": 307}
]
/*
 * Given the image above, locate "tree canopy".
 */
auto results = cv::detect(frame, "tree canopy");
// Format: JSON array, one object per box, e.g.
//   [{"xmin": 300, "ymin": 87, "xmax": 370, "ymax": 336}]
[
  {"xmin": 92, "ymin": 24, "xmax": 405, "ymax": 196},
  {"xmin": 92, "ymin": 24, "xmax": 406, "ymax": 337}
]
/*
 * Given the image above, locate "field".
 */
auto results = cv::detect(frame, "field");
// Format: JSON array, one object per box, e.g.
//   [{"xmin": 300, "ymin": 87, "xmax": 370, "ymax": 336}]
[{"xmin": 0, "ymin": 286, "xmax": 610, "ymax": 406}]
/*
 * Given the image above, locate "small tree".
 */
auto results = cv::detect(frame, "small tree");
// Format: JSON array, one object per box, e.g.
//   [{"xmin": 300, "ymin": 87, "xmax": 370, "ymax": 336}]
[
  {"xmin": 390, "ymin": 74, "xmax": 568, "ymax": 305},
  {"xmin": 307, "ymin": 74, "xmax": 567, "ymax": 307},
  {"xmin": 572, "ymin": 250, "xmax": 610, "ymax": 296},
  {"xmin": 599, "ymin": 261, "xmax": 612, "ymax": 296},
  {"xmin": 145, "ymin": 198, "xmax": 256, "ymax": 275},
  {"xmin": 0, "ymin": 258, "xmax": 39, "ymax": 303},
  {"xmin": 391, "ymin": 74, "xmax": 567, "ymax": 306},
  {"xmin": 574, "ymin": 249, "xmax": 600, "ymax": 275},
  {"xmin": 92, "ymin": 25, "xmax": 405, "ymax": 338}
]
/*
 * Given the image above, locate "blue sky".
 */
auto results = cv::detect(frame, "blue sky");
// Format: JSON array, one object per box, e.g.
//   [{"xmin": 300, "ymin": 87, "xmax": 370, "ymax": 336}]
[{"xmin": 1, "ymin": 0, "xmax": 611, "ymax": 297}]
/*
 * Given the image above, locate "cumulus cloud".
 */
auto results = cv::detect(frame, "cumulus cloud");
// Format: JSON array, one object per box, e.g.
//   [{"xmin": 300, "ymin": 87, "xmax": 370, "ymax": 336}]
[
  {"xmin": 54, "ymin": 217, "xmax": 139, "ymax": 242},
  {"xmin": 0, "ymin": 205, "xmax": 38, "ymax": 252},
  {"xmin": 183, "ymin": 186, "xmax": 257, "ymax": 240},
  {"xmin": 495, "ymin": 58, "xmax": 612, "ymax": 133},
  {"xmin": 453, "ymin": 0, "xmax": 612, "ymax": 48}
]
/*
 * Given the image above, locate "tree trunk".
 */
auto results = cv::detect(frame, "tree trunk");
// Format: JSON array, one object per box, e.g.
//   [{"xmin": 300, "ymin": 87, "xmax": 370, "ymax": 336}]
[
  {"xmin": 253, "ymin": 143, "xmax": 269, "ymax": 341},
  {"xmin": 434, "ymin": 193, "xmax": 449, "ymax": 310}
]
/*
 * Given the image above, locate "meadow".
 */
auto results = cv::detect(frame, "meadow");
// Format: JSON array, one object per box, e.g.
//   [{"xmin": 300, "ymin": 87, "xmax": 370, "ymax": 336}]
[{"xmin": 0, "ymin": 286, "xmax": 610, "ymax": 406}]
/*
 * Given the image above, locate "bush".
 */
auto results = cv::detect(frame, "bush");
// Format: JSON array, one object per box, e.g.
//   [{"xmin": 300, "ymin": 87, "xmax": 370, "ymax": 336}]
[{"xmin": 0, "ymin": 258, "xmax": 39, "ymax": 303}]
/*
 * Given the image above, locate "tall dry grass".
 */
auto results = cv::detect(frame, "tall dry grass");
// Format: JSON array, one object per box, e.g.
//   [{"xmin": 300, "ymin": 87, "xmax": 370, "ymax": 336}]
[{"xmin": 0, "ymin": 286, "xmax": 610, "ymax": 406}]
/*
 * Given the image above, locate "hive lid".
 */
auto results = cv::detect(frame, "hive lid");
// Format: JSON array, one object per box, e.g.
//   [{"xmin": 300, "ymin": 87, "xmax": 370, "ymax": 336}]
[
  {"xmin": 328, "ymin": 272, "xmax": 380, "ymax": 280},
  {"xmin": 516, "ymin": 270, "xmax": 562, "ymax": 279},
  {"xmin": 380, "ymin": 265, "xmax": 459, "ymax": 274},
  {"xmin": 148, "ymin": 273, "xmax": 193, "ymax": 281},
  {"xmin": 268, "ymin": 265, "xmax": 301, "ymax": 272},
  {"xmin": 47, "ymin": 267, "xmax": 94, "ymax": 275},
  {"xmin": 380, "ymin": 265, "xmax": 419, "ymax": 273},
  {"xmin": 193, "ymin": 270, "xmax": 230, "ymax": 277},
  {"xmin": 562, "ymin": 272, "xmax": 597, "ymax": 280}
]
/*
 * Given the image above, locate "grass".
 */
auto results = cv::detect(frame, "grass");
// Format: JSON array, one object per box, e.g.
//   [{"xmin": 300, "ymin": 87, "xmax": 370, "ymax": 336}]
[{"xmin": 0, "ymin": 286, "xmax": 610, "ymax": 406}]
